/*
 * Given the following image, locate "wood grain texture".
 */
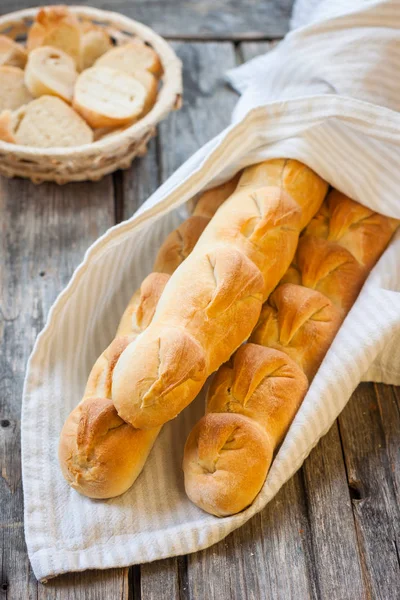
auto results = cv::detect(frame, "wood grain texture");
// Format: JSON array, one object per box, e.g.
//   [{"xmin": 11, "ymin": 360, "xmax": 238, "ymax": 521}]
[
  {"xmin": 240, "ymin": 40, "xmax": 276, "ymax": 61},
  {"xmin": 37, "ymin": 569, "xmax": 129, "ymax": 600},
  {"xmin": 140, "ymin": 558, "xmax": 180, "ymax": 600},
  {"xmin": 0, "ymin": 0, "xmax": 294, "ymax": 39},
  {"xmin": 187, "ymin": 473, "xmax": 318, "ymax": 600},
  {"xmin": 158, "ymin": 41, "xmax": 238, "ymax": 179},
  {"xmin": 120, "ymin": 138, "xmax": 160, "ymax": 219},
  {"xmin": 302, "ymin": 424, "xmax": 366, "ymax": 599},
  {"xmin": 339, "ymin": 383, "xmax": 400, "ymax": 600},
  {"xmin": 375, "ymin": 384, "xmax": 400, "ymax": 506},
  {"xmin": 0, "ymin": 176, "xmax": 128, "ymax": 598}
]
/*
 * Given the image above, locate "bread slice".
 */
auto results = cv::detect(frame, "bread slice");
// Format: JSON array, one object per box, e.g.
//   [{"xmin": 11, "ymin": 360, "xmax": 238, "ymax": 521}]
[
  {"xmin": 96, "ymin": 39, "xmax": 163, "ymax": 78},
  {"xmin": 0, "ymin": 66, "xmax": 33, "ymax": 111},
  {"xmin": 0, "ymin": 35, "xmax": 27, "ymax": 68},
  {"xmin": 129, "ymin": 68, "xmax": 158, "ymax": 115},
  {"xmin": 25, "ymin": 46, "xmax": 77, "ymax": 104},
  {"xmin": 0, "ymin": 95, "xmax": 93, "ymax": 147},
  {"xmin": 80, "ymin": 27, "xmax": 112, "ymax": 70},
  {"xmin": 27, "ymin": 6, "xmax": 81, "ymax": 67},
  {"xmin": 73, "ymin": 66, "xmax": 146, "ymax": 128}
]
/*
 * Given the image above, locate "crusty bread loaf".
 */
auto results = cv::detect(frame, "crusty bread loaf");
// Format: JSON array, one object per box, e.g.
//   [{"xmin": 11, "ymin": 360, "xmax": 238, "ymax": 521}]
[
  {"xmin": 0, "ymin": 35, "xmax": 27, "ymax": 68},
  {"xmin": 0, "ymin": 66, "xmax": 32, "ymax": 112},
  {"xmin": 73, "ymin": 66, "xmax": 147, "ymax": 128},
  {"xmin": 111, "ymin": 160, "xmax": 328, "ymax": 430},
  {"xmin": 59, "ymin": 179, "xmax": 238, "ymax": 498},
  {"xmin": 80, "ymin": 27, "xmax": 112, "ymax": 71},
  {"xmin": 183, "ymin": 191, "xmax": 399, "ymax": 516},
  {"xmin": 27, "ymin": 6, "xmax": 81, "ymax": 67},
  {"xmin": 96, "ymin": 38, "xmax": 163, "ymax": 78},
  {"xmin": 25, "ymin": 46, "xmax": 77, "ymax": 103},
  {"xmin": 0, "ymin": 95, "xmax": 93, "ymax": 147},
  {"xmin": 193, "ymin": 172, "xmax": 241, "ymax": 218}
]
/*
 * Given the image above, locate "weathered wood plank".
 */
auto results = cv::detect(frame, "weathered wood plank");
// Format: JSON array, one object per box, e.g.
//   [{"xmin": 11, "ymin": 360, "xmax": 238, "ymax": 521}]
[
  {"xmin": 187, "ymin": 473, "xmax": 318, "ymax": 600},
  {"xmin": 0, "ymin": 0, "xmax": 294, "ymax": 40},
  {"xmin": 240, "ymin": 40, "xmax": 275, "ymax": 61},
  {"xmin": 140, "ymin": 558, "xmax": 180, "ymax": 600},
  {"xmin": 121, "ymin": 138, "xmax": 160, "ymax": 218},
  {"xmin": 339, "ymin": 382, "xmax": 400, "ymax": 599},
  {"xmin": 375, "ymin": 384, "xmax": 400, "ymax": 506},
  {"xmin": 158, "ymin": 41, "xmax": 238, "ymax": 179},
  {"xmin": 37, "ymin": 568, "xmax": 129, "ymax": 600},
  {"xmin": 302, "ymin": 423, "xmax": 366, "ymax": 599},
  {"xmin": 0, "ymin": 176, "xmax": 128, "ymax": 598}
]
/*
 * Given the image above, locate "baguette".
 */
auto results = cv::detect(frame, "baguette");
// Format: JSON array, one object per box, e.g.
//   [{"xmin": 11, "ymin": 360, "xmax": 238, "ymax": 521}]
[
  {"xmin": 59, "ymin": 178, "xmax": 238, "ymax": 498},
  {"xmin": 27, "ymin": 5, "xmax": 81, "ymax": 67},
  {"xmin": 73, "ymin": 66, "xmax": 147, "ymax": 128},
  {"xmin": 111, "ymin": 160, "xmax": 328, "ymax": 430},
  {"xmin": 95, "ymin": 39, "xmax": 163, "ymax": 78},
  {"xmin": 0, "ymin": 35, "xmax": 27, "ymax": 68},
  {"xmin": 0, "ymin": 96, "xmax": 93, "ymax": 147},
  {"xmin": 0, "ymin": 66, "xmax": 32, "ymax": 112},
  {"xmin": 25, "ymin": 46, "xmax": 78, "ymax": 103},
  {"xmin": 183, "ymin": 191, "xmax": 399, "ymax": 516}
]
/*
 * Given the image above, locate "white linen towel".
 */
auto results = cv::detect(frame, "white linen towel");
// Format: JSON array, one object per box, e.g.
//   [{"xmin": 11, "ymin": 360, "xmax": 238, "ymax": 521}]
[{"xmin": 22, "ymin": 0, "xmax": 400, "ymax": 581}]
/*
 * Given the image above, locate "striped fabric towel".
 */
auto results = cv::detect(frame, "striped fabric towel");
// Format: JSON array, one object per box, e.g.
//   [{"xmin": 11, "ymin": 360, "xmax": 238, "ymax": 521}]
[{"xmin": 23, "ymin": 0, "xmax": 400, "ymax": 581}]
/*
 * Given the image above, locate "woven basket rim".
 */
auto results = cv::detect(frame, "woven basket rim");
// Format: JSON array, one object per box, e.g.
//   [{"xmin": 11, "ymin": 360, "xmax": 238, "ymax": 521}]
[{"xmin": 0, "ymin": 5, "xmax": 182, "ymax": 158}]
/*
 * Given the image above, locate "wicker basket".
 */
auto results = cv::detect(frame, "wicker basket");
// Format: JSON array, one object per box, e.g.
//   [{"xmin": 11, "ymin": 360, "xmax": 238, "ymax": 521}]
[{"xmin": 0, "ymin": 6, "xmax": 182, "ymax": 184}]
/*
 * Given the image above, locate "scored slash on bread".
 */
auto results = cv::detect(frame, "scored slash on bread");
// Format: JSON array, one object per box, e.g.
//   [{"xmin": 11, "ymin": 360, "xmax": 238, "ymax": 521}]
[
  {"xmin": 0, "ymin": 95, "xmax": 93, "ymax": 147},
  {"xmin": 96, "ymin": 39, "xmax": 163, "ymax": 78},
  {"xmin": 0, "ymin": 35, "xmax": 27, "ymax": 68},
  {"xmin": 0, "ymin": 66, "xmax": 33, "ymax": 112},
  {"xmin": 25, "ymin": 46, "xmax": 78, "ymax": 103},
  {"xmin": 73, "ymin": 66, "xmax": 147, "ymax": 128},
  {"xmin": 27, "ymin": 5, "xmax": 81, "ymax": 67}
]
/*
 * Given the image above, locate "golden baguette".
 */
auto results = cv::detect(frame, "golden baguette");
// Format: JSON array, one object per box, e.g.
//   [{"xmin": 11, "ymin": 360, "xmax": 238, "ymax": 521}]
[
  {"xmin": 183, "ymin": 191, "xmax": 399, "ymax": 516},
  {"xmin": 58, "ymin": 177, "xmax": 239, "ymax": 498}
]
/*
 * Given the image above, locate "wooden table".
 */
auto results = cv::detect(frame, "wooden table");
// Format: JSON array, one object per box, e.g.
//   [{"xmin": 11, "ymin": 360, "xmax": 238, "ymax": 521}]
[{"xmin": 1, "ymin": 1, "xmax": 400, "ymax": 598}]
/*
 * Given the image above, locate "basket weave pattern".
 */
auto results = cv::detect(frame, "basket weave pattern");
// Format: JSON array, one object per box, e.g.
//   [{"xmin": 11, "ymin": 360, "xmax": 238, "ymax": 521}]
[{"xmin": 0, "ymin": 6, "xmax": 182, "ymax": 184}]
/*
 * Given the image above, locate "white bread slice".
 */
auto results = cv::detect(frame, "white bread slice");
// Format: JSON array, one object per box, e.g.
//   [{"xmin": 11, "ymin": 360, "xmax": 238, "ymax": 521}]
[
  {"xmin": 129, "ymin": 68, "xmax": 158, "ymax": 115},
  {"xmin": 0, "ymin": 96, "xmax": 93, "ymax": 147},
  {"xmin": 27, "ymin": 6, "xmax": 81, "ymax": 67},
  {"xmin": 73, "ymin": 66, "xmax": 146, "ymax": 128},
  {"xmin": 96, "ymin": 39, "xmax": 163, "ymax": 78},
  {"xmin": 25, "ymin": 46, "xmax": 77, "ymax": 103},
  {"xmin": 0, "ymin": 66, "xmax": 33, "ymax": 112},
  {"xmin": 0, "ymin": 35, "xmax": 27, "ymax": 68},
  {"xmin": 80, "ymin": 28, "xmax": 112, "ymax": 70}
]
